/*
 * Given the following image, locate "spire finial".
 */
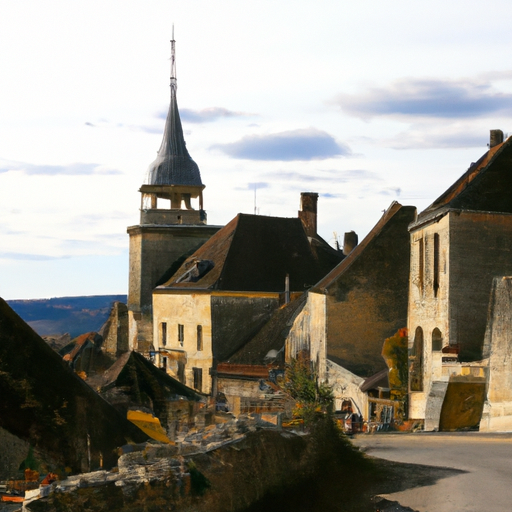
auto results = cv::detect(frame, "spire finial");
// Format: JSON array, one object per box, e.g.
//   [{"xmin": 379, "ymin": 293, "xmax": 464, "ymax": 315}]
[{"xmin": 170, "ymin": 24, "xmax": 176, "ymax": 90}]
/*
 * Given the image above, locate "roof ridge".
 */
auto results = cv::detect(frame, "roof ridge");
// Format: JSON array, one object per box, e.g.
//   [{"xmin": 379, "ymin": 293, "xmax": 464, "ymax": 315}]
[{"xmin": 311, "ymin": 201, "xmax": 408, "ymax": 292}]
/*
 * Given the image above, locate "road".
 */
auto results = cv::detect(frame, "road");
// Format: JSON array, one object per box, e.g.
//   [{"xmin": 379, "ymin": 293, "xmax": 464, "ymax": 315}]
[{"xmin": 353, "ymin": 432, "xmax": 512, "ymax": 512}]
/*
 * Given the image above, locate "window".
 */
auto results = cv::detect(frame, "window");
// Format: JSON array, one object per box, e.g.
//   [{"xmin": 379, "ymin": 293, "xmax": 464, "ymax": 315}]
[
  {"xmin": 193, "ymin": 367, "xmax": 203, "ymax": 392},
  {"xmin": 409, "ymin": 327, "xmax": 424, "ymax": 392},
  {"xmin": 161, "ymin": 322, "xmax": 167, "ymax": 347},
  {"xmin": 178, "ymin": 324, "xmax": 184, "ymax": 347},
  {"xmin": 418, "ymin": 238, "xmax": 424, "ymax": 293},
  {"xmin": 433, "ymin": 233, "xmax": 440, "ymax": 297},
  {"xmin": 432, "ymin": 328, "xmax": 442, "ymax": 351},
  {"xmin": 197, "ymin": 325, "xmax": 203, "ymax": 351},
  {"xmin": 162, "ymin": 356, "xmax": 168, "ymax": 370}
]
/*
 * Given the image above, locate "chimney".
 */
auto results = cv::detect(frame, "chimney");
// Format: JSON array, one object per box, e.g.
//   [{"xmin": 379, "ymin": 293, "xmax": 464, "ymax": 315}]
[
  {"xmin": 343, "ymin": 231, "xmax": 358, "ymax": 255},
  {"xmin": 298, "ymin": 192, "xmax": 318, "ymax": 237},
  {"xmin": 490, "ymin": 129, "xmax": 504, "ymax": 148}
]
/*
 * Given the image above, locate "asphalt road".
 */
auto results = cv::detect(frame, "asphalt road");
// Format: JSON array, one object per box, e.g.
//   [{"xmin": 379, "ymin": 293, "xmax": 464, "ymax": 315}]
[{"xmin": 353, "ymin": 432, "xmax": 512, "ymax": 512}]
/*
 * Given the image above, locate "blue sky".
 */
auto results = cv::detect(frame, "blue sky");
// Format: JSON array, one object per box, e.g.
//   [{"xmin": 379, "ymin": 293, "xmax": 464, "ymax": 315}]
[{"xmin": 2, "ymin": 0, "xmax": 512, "ymax": 299}]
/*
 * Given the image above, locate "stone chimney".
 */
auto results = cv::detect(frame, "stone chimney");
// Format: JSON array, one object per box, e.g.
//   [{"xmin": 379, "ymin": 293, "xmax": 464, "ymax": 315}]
[
  {"xmin": 490, "ymin": 129, "xmax": 504, "ymax": 148},
  {"xmin": 343, "ymin": 231, "xmax": 358, "ymax": 255},
  {"xmin": 298, "ymin": 192, "xmax": 318, "ymax": 237}
]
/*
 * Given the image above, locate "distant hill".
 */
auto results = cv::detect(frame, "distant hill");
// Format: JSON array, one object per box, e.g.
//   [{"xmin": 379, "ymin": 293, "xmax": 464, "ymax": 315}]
[{"xmin": 6, "ymin": 295, "xmax": 127, "ymax": 338}]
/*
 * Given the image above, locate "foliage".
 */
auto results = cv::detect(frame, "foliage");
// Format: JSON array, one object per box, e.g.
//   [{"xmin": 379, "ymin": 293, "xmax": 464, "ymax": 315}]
[
  {"xmin": 381, "ymin": 329, "xmax": 408, "ymax": 399},
  {"xmin": 284, "ymin": 354, "xmax": 334, "ymax": 425}
]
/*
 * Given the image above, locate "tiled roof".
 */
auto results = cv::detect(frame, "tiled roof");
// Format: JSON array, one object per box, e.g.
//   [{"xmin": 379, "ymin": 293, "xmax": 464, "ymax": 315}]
[
  {"xmin": 412, "ymin": 136, "xmax": 512, "ymax": 228},
  {"xmin": 158, "ymin": 213, "xmax": 343, "ymax": 292},
  {"xmin": 226, "ymin": 294, "xmax": 307, "ymax": 365}
]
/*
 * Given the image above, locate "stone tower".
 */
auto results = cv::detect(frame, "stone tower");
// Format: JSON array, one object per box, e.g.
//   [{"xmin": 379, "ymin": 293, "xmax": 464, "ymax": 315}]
[{"xmin": 127, "ymin": 33, "xmax": 220, "ymax": 354}]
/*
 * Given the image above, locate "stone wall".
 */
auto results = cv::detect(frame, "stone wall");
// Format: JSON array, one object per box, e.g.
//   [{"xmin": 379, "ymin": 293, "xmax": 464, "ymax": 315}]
[
  {"xmin": 101, "ymin": 302, "xmax": 129, "ymax": 356},
  {"xmin": 324, "ymin": 205, "xmax": 415, "ymax": 377},
  {"xmin": 449, "ymin": 212, "xmax": 512, "ymax": 361},
  {"xmin": 481, "ymin": 276, "xmax": 512, "ymax": 431},
  {"xmin": 286, "ymin": 292, "xmax": 327, "ymax": 381},
  {"xmin": 153, "ymin": 291, "xmax": 213, "ymax": 393},
  {"xmin": 127, "ymin": 224, "xmax": 219, "ymax": 353}
]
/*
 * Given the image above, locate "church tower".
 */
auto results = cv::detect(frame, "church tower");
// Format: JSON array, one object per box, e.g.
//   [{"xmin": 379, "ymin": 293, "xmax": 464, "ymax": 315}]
[{"xmin": 127, "ymin": 32, "xmax": 220, "ymax": 354}]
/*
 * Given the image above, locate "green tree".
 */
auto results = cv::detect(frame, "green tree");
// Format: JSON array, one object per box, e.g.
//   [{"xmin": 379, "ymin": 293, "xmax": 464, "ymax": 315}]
[{"xmin": 284, "ymin": 353, "xmax": 334, "ymax": 425}]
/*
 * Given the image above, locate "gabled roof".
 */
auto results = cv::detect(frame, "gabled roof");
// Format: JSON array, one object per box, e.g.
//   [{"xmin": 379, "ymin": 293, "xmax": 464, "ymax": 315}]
[
  {"xmin": 226, "ymin": 294, "xmax": 307, "ymax": 365},
  {"xmin": 101, "ymin": 351, "xmax": 204, "ymax": 401},
  {"xmin": 312, "ymin": 202, "xmax": 416, "ymax": 292},
  {"xmin": 157, "ymin": 213, "xmax": 343, "ymax": 293},
  {"xmin": 411, "ymin": 136, "xmax": 512, "ymax": 229}
]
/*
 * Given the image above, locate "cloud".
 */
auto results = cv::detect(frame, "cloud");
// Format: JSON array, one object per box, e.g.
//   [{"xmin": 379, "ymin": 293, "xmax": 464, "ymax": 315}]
[
  {"xmin": 0, "ymin": 161, "xmax": 122, "ymax": 176},
  {"xmin": 177, "ymin": 107, "xmax": 253, "ymax": 123},
  {"xmin": 0, "ymin": 252, "xmax": 66, "ymax": 261},
  {"xmin": 335, "ymin": 77, "xmax": 512, "ymax": 120},
  {"xmin": 138, "ymin": 125, "xmax": 164, "ymax": 134},
  {"xmin": 212, "ymin": 128, "xmax": 351, "ymax": 161},
  {"xmin": 381, "ymin": 122, "xmax": 493, "ymax": 150},
  {"xmin": 321, "ymin": 193, "xmax": 347, "ymax": 199},
  {"xmin": 261, "ymin": 169, "xmax": 380, "ymax": 183},
  {"xmin": 378, "ymin": 187, "xmax": 402, "ymax": 196},
  {"xmin": 247, "ymin": 182, "xmax": 270, "ymax": 189}
]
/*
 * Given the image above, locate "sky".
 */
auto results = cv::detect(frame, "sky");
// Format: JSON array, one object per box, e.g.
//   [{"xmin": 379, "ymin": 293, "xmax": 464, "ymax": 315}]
[{"xmin": 2, "ymin": 0, "xmax": 512, "ymax": 299}]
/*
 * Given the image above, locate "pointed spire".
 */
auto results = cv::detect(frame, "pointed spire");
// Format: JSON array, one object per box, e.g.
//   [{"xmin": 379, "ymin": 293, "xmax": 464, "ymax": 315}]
[{"xmin": 146, "ymin": 31, "xmax": 203, "ymax": 187}]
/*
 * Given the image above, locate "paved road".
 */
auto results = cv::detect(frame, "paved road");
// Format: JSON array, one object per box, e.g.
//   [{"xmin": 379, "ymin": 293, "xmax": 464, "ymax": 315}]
[{"xmin": 353, "ymin": 433, "xmax": 512, "ymax": 512}]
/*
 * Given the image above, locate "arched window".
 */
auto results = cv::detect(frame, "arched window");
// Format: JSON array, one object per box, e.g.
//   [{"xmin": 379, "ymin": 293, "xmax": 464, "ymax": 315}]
[
  {"xmin": 432, "ymin": 328, "xmax": 443, "ymax": 351},
  {"xmin": 410, "ymin": 327, "xmax": 424, "ymax": 392}
]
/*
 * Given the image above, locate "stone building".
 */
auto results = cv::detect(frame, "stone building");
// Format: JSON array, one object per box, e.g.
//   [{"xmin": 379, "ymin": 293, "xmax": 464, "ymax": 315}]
[
  {"xmin": 127, "ymin": 36, "xmax": 220, "ymax": 355},
  {"xmin": 408, "ymin": 131, "xmax": 512, "ymax": 429},
  {"xmin": 151, "ymin": 199, "xmax": 342, "ymax": 395},
  {"xmin": 284, "ymin": 201, "xmax": 415, "ymax": 419}
]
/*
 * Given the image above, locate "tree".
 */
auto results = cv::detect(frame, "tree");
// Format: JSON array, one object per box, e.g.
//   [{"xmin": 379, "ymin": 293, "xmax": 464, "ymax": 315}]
[{"xmin": 284, "ymin": 352, "xmax": 333, "ymax": 425}]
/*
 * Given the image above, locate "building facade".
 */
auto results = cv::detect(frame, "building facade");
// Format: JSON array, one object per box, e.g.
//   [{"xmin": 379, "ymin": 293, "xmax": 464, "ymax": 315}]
[{"xmin": 408, "ymin": 131, "xmax": 512, "ymax": 429}]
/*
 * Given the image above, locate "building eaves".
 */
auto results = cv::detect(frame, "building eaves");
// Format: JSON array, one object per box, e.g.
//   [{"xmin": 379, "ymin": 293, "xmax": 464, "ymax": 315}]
[{"xmin": 360, "ymin": 368, "xmax": 389, "ymax": 393}]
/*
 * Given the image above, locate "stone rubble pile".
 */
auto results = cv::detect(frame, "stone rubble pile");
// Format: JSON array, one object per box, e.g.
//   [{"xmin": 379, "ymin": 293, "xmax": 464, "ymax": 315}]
[{"xmin": 35, "ymin": 412, "xmax": 281, "ymax": 503}]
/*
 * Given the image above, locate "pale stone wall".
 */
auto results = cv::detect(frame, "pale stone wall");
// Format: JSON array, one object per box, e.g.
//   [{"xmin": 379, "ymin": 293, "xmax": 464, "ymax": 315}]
[
  {"xmin": 325, "ymin": 360, "xmax": 368, "ymax": 419},
  {"xmin": 152, "ymin": 292, "xmax": 213, "ymax": 394},
  {"xmin": 481, "ymin": 276, "xmax": 512, "ymax": 431},
  {"xmin": 449, "ymin": 212, "xmax": 512, "ymax": 361},
  {"xmin": 127, "ymin": 224, "xmax": 219, "ymax": 353},
  {"xmin": 285, "ymin": 291, "xmax": 327, "ymax": 381},
  {"xmin": 408, "ymin": 214, "xmax": 450, "ymax": 420}
]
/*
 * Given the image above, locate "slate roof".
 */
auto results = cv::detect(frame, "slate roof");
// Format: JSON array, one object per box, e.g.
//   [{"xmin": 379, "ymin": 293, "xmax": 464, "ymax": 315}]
[
  {"xmin": 360, "ymin": 368, "xmax": 389, "ymax": 393},
  {"xmin": 312, "ymin": 202, "xmax": 416, "ymax": 292},
  {"xmin": 157, "ymin": 213, "xmax": 343, "ymax": 293},
  {"xmin": 226, "ymin": 294, "xmax": 307, "ymax": 365},
  {"xmin": 146, "ymin": 68, "xmax": 202, "ymax": 187},
  {"xmin": 411, "ymin": 136, "xmax": 512, "ymax": 229}
]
